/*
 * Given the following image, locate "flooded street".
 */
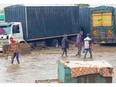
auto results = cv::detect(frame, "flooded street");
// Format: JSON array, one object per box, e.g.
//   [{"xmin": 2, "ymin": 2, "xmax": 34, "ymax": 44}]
[{"xmin": 0, "ymin": 44, "xmax": 116, "ymax": 83}]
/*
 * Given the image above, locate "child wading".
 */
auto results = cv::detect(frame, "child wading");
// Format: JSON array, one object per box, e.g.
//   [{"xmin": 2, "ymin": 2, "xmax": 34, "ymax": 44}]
[
  {"xmin": 7, "ymin": 37, "xmax": 20, "ymax": 64},
  {"xmin": 84, "ymin": 34, "xmax": 93, "ymax": 59}
]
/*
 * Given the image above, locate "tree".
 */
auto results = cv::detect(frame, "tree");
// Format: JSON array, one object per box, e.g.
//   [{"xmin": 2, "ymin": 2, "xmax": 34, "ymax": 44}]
[
  {"xmin": 74, "ymin": 4, "xmax": 90, "ymax": 7},
  {"xmin": 0, "ymin": 9, "xmax": 4, "ymax": 14}
]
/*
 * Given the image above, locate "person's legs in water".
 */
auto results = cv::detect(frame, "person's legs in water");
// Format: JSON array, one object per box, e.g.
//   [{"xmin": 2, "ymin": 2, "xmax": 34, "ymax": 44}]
[
  {"xmin": 62, "ymin": 48, "xmax": 68, "ymax": 57},
  {"xmin": 64, "ymin": 48, "xmax": 68, "ymax": 57},
  {"xmin": 11, "ymin": 52, "xmax": 16, "ymax": 64},
  {"xmin": 78, "ymin": 46, "xmax": 82, "ymax": 57},
  {"xmin": 84, "ymin": 49, "xmax": 89, "ymax": 59},
  {"xmin": 75, "ymin": 47, "xmax": 79, "ymax": 56},
  {"xmin": 76, "ymin": 46, "xmax": 82, "ymax": 57},
  {"xmin": 61, "ymin": 48, "xmax": 65, "ymax": 57},
  {"xmin": 76, "ymin": 46, "xmax": 80, "ymax": 56},
  {"xmin": 15, "ymin": 52, "xmax": 20, "ymax": 64},
  {"xmin": 89, "ymin": 48, "xmax": 92, "ymax": 58}
]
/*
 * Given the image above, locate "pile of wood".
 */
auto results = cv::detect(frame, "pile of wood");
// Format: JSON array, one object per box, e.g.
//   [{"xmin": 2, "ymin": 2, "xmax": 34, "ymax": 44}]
[
  {"xmin": 2, "ymin": 43, "xmax": 31, "ymax": 56},
  {"xmin": 19, "ymin": 43, "xmax": 31, "ymax": 54}
]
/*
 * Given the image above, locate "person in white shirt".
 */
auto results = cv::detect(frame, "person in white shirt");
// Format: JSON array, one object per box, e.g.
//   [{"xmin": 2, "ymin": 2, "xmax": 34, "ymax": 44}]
[{"xmin": 84, "ymin": 34, "xmax": 92, "ymax": 59}]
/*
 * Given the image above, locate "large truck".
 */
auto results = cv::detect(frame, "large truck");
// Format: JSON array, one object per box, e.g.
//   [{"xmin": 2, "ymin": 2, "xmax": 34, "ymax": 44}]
[
  {"xmin": 91, "ymin": 6, "xmax": 116, "ymax": 45},
  {"xmin": 0, "ymin": 5, "xmax": 81, "ymax": 51}
]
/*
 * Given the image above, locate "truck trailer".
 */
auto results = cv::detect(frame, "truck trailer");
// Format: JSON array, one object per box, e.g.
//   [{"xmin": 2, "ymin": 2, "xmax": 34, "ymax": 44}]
[
  {"xmin": 91, "ymin": 6, "xmax": 116, "ymax": 45},
  {"xmin": 0, "ymin": 5, "xmax": 91, "ymax": 51}
]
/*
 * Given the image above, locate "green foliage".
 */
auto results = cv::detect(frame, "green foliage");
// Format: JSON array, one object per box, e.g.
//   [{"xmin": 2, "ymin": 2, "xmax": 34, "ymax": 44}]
[
  {"xmin": 0, "ymin": 10, "xmax": 4, "ymax": 14},
  {"xmin": 74, "ymin": 4, "xmax": 90, "ymax": 7}
]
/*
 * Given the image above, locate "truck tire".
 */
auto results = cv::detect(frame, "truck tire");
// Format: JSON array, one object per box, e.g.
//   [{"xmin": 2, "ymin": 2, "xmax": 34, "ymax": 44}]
[
  {"xmin": 52, "ymin": 39, "xmax": 59, "ymax": 47},
  {"xmin": 19, "ymin": 41, "xmax": 27, "ymax": 43}
]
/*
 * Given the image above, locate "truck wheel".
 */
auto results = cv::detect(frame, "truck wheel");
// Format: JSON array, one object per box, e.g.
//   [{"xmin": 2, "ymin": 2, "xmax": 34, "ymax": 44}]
[
  {"xmin": 30, "ymin": 42, "xmax": 36, "ymax": 50},
  {"xmin": 52, "ymin": 39, "xmax": 59, "ymax": 47},
  {"xmin": 19, "ymin": 41, "xmax": 26, "ymax": 43}
]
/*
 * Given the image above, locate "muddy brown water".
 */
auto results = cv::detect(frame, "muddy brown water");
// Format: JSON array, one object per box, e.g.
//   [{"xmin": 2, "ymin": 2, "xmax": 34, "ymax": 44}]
[{"xmin": 0, "ymin": 44, "xmax": 116, "ymax": 83}]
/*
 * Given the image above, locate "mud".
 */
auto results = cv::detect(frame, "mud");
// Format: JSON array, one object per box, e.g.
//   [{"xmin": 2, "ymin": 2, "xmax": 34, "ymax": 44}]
[{"xmin": 0, "ymin": 44, "xmax": 116, "ymax": 83}]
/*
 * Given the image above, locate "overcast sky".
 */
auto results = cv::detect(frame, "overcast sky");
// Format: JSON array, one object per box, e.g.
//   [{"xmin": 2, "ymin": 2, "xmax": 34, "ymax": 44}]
[
  {"xmin": 0, "ymin": 0, "xmax": 115, "ymax": 4},
  {"xmin": 0, "ymin": 0, "xmax": 116, "ymax": 9}
]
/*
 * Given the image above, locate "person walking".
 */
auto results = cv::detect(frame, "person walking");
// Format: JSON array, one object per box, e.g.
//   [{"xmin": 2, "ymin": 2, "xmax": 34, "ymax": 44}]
[
  {"xmin": 83, "ymin": 34, "xmax": 93, "ymax": 59},
  {"xmin": 61, "ymin": 34, "xmax": 73, "ymax": 57},
  {"xmin": 7, "ymin": 37, "xmax": 20, "ymax": 64},
  {"xmin": 75, "ymin": 31, "xmax": 83, "ymax": 57}
]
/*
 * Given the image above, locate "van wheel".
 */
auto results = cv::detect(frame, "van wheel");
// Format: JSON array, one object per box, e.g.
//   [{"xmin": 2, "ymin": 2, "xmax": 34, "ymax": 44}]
[{"xmin": 52, "ymin": 39, "xmax": 59, "ymax": 47}]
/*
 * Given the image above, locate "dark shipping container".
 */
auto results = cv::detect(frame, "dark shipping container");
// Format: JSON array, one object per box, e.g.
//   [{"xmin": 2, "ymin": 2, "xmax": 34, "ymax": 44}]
[
  {"xmin": 79, "ymin": 7, "xmax": 91, "ymax": 38},
  {"xmin": 4, "ymin": 5, "xmax": 80, "ymax": 41}
]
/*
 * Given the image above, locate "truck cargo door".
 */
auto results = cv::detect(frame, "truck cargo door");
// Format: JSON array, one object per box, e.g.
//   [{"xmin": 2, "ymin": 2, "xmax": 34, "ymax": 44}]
[
  {"xmin": 92, "ymin": 14, "xmax": 102, "ymax": 37},
  {"xmin": 92, "ymin": 14, "xmax": 102, "ymax": 27},
  {"xmin": 92, "ymin": 13, "xmax": 112, "ymax": 37},
  {"xmin": 92, "ymin": 13, "xmax": 112, "ymax": 27},
  {"xmin": 102, "ymin": 13, "xmax": 112, "ymax": 26}
]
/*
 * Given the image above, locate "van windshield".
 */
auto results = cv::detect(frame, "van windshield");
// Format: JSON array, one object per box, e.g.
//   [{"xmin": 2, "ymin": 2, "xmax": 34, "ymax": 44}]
[{"xmin": 0, "ymin": 25, "xmax": 11, "ymax": 35}]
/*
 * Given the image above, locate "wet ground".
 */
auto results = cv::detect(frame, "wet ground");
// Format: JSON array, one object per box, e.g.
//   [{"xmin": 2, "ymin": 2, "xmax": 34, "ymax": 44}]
[{"xmin": 0, "ymin": 44, "xmax": 116, "ymax": 83}]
